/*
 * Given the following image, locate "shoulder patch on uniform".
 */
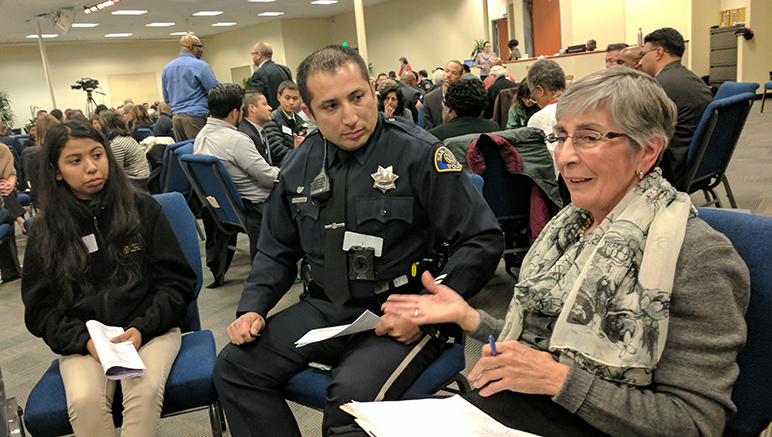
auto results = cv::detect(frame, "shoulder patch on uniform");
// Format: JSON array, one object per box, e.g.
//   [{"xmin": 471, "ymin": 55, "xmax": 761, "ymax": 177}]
[
  {"xmin": 273, "ymin": 170, "xmax": 280, "ymax": 183},
  {"xmin": 434, "ymin": 146, "xmax": 462, "ymax": 173}
]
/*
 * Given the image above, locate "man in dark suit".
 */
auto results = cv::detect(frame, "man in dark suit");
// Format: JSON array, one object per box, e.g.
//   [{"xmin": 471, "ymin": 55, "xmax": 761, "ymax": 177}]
[
  {"xmin": 422, "ymin": 60, "xmax": 464, "ymax": 130},
  {"xmin": 399, "ymin": 72, "xmax": 422, "ymax": 122},
  {"xmin": 427, "ymin": 79, "xmax": 499, "ymax": 142},
  {"xmin": 638, "ymin": 27, "xmax": 713, "ymax": 188},
  {"xmin": 238, "ymin": 91, "xmax": 274, "ymax": 165},
  {"xmin": 484, "ymin": 66, "xmax": 517, "ymax": 119},
  {"xmin": 249, "ymin": 42, "xmax": 292, "ymax": 110}
]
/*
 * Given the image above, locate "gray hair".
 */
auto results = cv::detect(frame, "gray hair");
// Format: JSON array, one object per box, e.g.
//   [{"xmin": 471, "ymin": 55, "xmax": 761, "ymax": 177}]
[
  {"xmin": 489, "ymin": 66, "xmax": 506, "ymax": 79},
  {"xmin": 432, "ymin": 69, "xmax": 444, "ymax": 83},
  {"xmin": 556, "ymin": 68, "xmax": 677, "ymax": 156},
  {"xmin": 526, "ymin": 59, "xmax": 565, "ymax": 94}
]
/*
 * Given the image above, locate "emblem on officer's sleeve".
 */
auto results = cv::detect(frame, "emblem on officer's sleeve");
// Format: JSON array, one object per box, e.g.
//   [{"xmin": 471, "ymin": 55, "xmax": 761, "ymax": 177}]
[
  {"xmin": 371, "ymin": 165, "xmax": 399, "ymax": 193},
  {"xmin": 434, "ymin": 147, "xmax": 462, "ymax": 173}
]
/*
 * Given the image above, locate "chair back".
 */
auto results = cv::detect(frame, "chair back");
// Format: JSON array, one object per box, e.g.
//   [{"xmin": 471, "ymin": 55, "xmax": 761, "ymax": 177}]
[
  {"xmin": 682, "ymin": 92, "xmax": 755, "ymax": 193},
  {"xmin": 467, "ymin": 173, "xmax": 484, "ymax": 195},
  {"xmin": 160, "ymin": 139, "xmax": 194, "ymax": 193},
  {"xmin": 153, "ymin": 192, "xmax": 203, "ymax": 332},
  {"xmin": 714, "ymin": 82, "xmax": 759, "ymax": 100},
  {"xmin": 135, "ymin": 128, "xmax": 154, "ymax": 141},
  {"xmin": 418, "ymin": 105, "xmax": 424, "ymax": 128},
  {"xmin": 473, "ymin": 135, "xmax": 530, "ymax": 220},
  {"xmin": 180, "ymin": 154, "xmax": 247, "ymax": 232},
  {"xmin": 697, "ymin": 208, "xmax": 772, "ymax": 437}
]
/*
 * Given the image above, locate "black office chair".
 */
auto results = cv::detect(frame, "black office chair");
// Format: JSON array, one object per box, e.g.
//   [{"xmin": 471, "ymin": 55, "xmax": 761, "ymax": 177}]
[{"xmin": 471, "ymin": 135, "xmax": 532, "ymax": 276}]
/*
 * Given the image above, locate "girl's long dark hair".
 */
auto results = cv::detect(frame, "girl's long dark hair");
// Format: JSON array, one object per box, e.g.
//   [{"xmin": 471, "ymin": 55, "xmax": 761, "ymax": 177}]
[{"xmin": 34, "ymin": 121, "xmax": 142, "ymax": 308}]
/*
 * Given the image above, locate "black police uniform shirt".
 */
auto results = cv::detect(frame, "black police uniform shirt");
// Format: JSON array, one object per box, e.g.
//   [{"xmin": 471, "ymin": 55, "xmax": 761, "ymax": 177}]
[{"xmin": 238, "ymin": 113, "xmax": 504, "ymax": 317}]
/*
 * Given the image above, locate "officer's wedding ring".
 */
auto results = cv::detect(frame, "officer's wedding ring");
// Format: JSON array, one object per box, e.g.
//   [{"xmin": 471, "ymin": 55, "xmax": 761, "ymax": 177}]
[{"xmin": 414, "ymin": 308, "xmax": 419, "ymax": 317}]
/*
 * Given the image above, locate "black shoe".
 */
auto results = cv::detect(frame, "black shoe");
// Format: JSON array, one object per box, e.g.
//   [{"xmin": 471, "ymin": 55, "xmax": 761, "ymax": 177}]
[{"xmin": 207, "ymin": 275, "xmax": 226, "ymax": 288}]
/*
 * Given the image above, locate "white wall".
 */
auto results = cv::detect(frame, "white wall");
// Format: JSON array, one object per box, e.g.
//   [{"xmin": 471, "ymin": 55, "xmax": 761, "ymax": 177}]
[{"xmin": 0, "ymin": 40, "xmax": 178, "ymax": 127}]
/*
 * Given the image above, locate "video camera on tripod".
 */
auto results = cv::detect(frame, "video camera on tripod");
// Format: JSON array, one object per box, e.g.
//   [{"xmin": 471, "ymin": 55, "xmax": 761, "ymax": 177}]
[{"xmin": 71, "ymin": 78, "xmax": 99, "ymax": 91}]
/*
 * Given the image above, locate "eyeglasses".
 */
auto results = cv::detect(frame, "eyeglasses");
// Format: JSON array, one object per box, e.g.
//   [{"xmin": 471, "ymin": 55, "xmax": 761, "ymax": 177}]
[
  {"xmin": 546, "ymin": 129, "xmax": 629, "ymax": 150},
  {"xmin": 250, "ymin": 51, "xmax": 258, "ymax": 55},
  {"xmin": 191, "ymin": 44, "xmax": 204, "ymax": 49},
  {"xmin": 640, "ymin": 47, "xmax": 667, "ymax": 57}
]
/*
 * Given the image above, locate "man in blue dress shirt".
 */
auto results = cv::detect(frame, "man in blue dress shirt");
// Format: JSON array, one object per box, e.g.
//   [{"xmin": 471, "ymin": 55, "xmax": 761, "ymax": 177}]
[{"xmin": 162, "ymin": 34, "xmax": 220, "ymax": 142}]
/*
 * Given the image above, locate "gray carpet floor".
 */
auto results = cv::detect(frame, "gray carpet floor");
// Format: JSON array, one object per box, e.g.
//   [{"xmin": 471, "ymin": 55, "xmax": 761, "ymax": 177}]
[{"xmin": 3, "ymin": 107, "xmax": 770, "ymax": 436}]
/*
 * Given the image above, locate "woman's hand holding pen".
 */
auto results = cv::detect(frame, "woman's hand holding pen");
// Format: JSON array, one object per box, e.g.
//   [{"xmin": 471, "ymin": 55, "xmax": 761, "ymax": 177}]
[
  {"xmin": 469, "ymin": 340, "xmax": 570, "ymax": 397},
  {"xmin": 381, "ymin": 271, "xmax": 481, "ymax": 332}
]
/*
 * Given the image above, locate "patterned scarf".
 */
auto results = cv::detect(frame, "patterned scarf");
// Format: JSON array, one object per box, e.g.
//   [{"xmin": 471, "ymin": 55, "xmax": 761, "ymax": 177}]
[{"xmin": 499, "ymin": 168, "xmax": 695, "ymax": 386}]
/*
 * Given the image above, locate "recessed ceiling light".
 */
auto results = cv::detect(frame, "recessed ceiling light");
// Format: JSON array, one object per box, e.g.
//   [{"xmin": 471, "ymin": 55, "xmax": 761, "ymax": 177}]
[
  {"xmin": 311, "ymin": 0, "xmax": 338, "ymax": 4},
  {"xmin": 146, "ymin": 22, "xmax": 175, "ymax": 27},
  {"xmin": 249, "ymin": 0, "xmax": 277, "ymax": 2},
  {"xmin": 258, "ymin": 11, "xmax": 284, "ymax": 16},
  {"xmin": 170, "ymin": 31, "xmax": 195, "ymax": 36},
  {"xmin": 193, "ymin": 11, "xmax": 223, "ymax": 16},
  {"xmin": 26, "ymin": 34, "xmax": 58, "ymax": 39},
  {"xmin": 111, "ymin": 10, "xmax": 147, "ymax": 15},
  {"xmin": 84, "ymin": 0, "xmax": 120, "ymax": 14},
  {"xmin": 72, "ymin": 23, "xmax": 100, "ymax": 28},
  {"xmin": 211, "ymin": 22, "xmax": 237, "ymax": 26},
  {"xmin": 105, "ymin": 33, "xmax": 133, "ymax": 37}
]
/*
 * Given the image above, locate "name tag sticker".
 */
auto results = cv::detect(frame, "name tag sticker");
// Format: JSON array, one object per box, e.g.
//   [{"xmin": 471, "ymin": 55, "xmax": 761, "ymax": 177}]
[
  {"xmin": 82, "ymin": 234, "xmax": 98, "ymax": 253},
  {"xmin": 282, "ymin": 125, "xmax": 293, "ymax": 135},
  {"xmin": 342, "ymin": 232, "xmax": 383, "ymax": 257}
]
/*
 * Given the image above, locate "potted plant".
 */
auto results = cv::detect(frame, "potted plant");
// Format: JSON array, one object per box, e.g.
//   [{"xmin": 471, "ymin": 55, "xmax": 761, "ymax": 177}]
[
  {"xmin": 0, "ymin": 91, "xmax": 14, "ymax": 128},
  {"xmin": 470, "ymin": 39, "xmax": 487, "ymax": 59}
]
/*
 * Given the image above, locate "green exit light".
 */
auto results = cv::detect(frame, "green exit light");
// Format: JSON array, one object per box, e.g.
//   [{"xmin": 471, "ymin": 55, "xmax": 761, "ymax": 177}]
[{"xmin": 342, "ymin": 41, "xmax": 348, "ymax": 46}]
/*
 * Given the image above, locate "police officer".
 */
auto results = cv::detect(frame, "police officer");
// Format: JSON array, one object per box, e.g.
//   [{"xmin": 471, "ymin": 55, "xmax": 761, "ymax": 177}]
[{"xmin": 213, "ymin": 45, "xmax": 504, "ymax": 437}]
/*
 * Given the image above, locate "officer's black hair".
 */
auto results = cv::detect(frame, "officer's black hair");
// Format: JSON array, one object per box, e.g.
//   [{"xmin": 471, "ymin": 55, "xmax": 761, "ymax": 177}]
[
  {"xmin": 208, "ymin": 83, "xmax": 245, "ymax": 119},
  {"xmin": 296, "ymin": 45, "xmax": 370, "ymax": 114},
  {"xmin": 444, "ymin": 79, "xmax": 488, "ymax": 118}
]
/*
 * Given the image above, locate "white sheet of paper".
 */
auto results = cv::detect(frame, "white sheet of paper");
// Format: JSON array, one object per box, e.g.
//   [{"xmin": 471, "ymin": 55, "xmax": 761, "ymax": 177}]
[
  {"xmin": 342, "ymin": 231, "xmax": 384, "ymax": 257},
  {"xmin": 85, "ymin": 320, "xmax": 146, "ymax": 380},
  {"xmin": 341, "ymin": 395, "xmax": 542, "ymax": 437},
  {"xmin": 295, "ymin": 310, "xmax": 382, "ymax": 348}
]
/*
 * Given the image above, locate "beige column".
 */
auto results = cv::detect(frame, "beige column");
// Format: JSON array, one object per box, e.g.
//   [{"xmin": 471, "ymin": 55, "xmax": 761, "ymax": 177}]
[
  {"xmin": 36, "ymin": 21, "xmax": 57, "ymax": 109},
  {"xmin": 353, "ymin": 0, "xmax": 368, "ymax": 66}
]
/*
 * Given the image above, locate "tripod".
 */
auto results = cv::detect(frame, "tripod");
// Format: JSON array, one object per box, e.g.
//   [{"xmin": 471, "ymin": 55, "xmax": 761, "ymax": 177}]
[{"xmin": 83, "ymin": 89, "xmax": 105, "ymax": 115}]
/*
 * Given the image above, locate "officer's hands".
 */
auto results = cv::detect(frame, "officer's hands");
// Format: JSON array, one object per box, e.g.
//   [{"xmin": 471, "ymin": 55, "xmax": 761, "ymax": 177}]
[
  {"xmin": 375, "ymin": 313, "xmax": 422, "ymax": 344},
  {"xmin": 227, "ymin": 312, "xmax": 266, "ymax": 345}
]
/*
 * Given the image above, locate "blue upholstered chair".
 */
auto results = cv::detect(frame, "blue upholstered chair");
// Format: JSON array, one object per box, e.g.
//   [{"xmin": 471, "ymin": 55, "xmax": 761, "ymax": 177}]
[
  {"xmin": 179, "ymin": 154, "xmax": 249, "ymax": 241},
  {"xmin": 680, "ymin": 92, "xmax": 755, "ymax": 208},
  {"xmin": 713, "ymin": 81, "xmax": 759, "ymax": 101},
  {"xmin": 23, "ymin": 192, "xmax": 224, "ymax": 437},
  {"xmin": 135, "ymin": 128, "xmax": 154, "ymax": 141},
  {"xmin": 159, "ymin": 139, "xmax": 195, "ymax": 194},
  {"xmin": 697, "ymin": 208, "xmax": 772, "ymax": 437},
  {"xmin": 762, "ymin": 81, "xmax": 772, "ymax": 113},
  {"xmin": 283, "ymin": 342, "xmax": 470, "ymax": 410}
]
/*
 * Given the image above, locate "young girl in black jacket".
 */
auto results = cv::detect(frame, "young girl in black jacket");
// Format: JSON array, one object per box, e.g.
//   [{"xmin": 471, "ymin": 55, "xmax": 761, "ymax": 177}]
[{"xmin": 22, "ymin": 121, "xmax": 196, "ymax": 436}]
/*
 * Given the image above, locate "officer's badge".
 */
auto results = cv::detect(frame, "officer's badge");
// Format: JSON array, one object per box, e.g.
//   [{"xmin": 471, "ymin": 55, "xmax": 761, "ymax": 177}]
[
  {"xmin": 434, "ymin": 147, "xmax": 462, "ymax": 173},
  {"xmin": 371, "ymin": 165, "xmax": 399, "ymax": 193},
  {"xmin": 297, "ymin": 186, "xmax": 304, "ymax": 193}
]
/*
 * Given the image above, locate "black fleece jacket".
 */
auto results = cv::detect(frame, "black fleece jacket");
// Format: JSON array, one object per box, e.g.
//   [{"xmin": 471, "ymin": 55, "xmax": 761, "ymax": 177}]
[{"xmin": 22, "ymin": 193, "xmax": 196, "ymax": 356}]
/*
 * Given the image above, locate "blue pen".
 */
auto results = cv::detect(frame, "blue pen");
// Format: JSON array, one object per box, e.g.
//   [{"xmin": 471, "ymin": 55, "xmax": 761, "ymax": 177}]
[{"xmin": 488, "ymin": 335, "xmax": 498, "ymax": 356}]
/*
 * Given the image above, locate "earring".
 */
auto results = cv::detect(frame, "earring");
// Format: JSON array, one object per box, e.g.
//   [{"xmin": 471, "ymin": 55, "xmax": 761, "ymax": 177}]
[{"xmin": 638, "ymin": 171, "xmax": 645, "ymax": 180}]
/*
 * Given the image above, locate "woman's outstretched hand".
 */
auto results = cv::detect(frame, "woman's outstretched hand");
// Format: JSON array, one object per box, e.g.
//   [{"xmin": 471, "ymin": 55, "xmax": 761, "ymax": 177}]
[
  {"xmin": 111, "ymin": 327, "xmax": 142, "ymax": 351},
  {"xmin": 381, "ymin": 271, "xmax": 481, "ymax": 332}
]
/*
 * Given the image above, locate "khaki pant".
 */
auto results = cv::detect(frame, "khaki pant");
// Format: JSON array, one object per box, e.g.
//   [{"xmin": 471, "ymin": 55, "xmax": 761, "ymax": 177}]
[
  {"xmin": 172, "ymin": 114, "xmax": 206, "ymax": 142},
  {"xmin": 59, "ymin": 328, "xmax": 181, "ymax": 437}
]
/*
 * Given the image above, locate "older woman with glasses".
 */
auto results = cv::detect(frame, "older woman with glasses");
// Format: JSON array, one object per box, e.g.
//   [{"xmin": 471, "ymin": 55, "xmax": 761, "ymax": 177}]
[{"xmin": 383, "ymin": 68, "xmax": 750, "ymax": 437}]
